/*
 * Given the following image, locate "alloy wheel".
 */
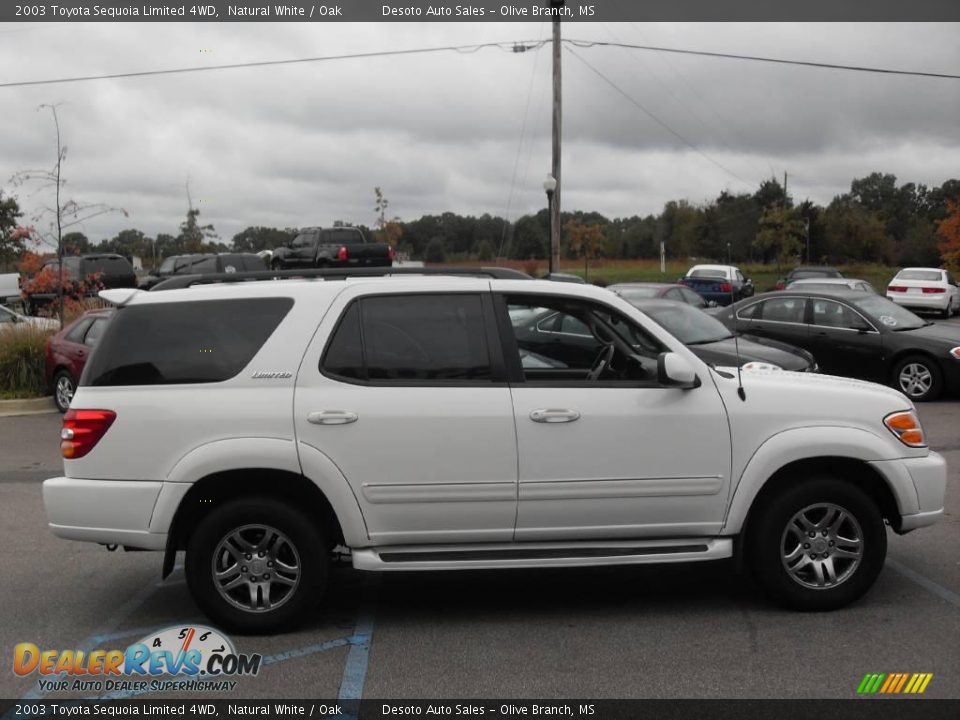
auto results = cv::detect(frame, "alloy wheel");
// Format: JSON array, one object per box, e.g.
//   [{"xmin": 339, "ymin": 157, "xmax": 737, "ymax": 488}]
[
  {"xmin": 781, "ymin": 503, "xmax": 863, "ymax": 590},
  {"xmin": 898, "ymin": 363, "xmax": 933, "ymax": 398},
  {"xmin": 212, "ymin": 524, "xmax": 301, "ymax": 613}
]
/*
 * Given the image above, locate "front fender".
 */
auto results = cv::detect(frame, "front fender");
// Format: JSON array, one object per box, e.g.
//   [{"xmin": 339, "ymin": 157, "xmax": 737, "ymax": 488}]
[{"xmin": 722, "ymin": 425, "xmax": 920, "ymax": 534}]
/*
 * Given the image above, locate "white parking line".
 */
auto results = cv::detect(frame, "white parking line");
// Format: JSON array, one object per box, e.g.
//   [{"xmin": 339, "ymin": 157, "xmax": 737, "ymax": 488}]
[{"xmin": 886, "ymin": 557, "xmax": 960, "ymax": 609}]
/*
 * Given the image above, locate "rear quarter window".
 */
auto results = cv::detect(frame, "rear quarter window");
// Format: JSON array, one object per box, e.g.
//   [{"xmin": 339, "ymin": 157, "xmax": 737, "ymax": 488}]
[{"xmin": 81, "ymin": 298, "xmax": 293, "ymax": 386}]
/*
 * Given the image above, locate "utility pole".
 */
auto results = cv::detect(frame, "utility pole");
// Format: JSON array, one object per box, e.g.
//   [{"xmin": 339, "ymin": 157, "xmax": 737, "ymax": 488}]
[{"xmin": 549, "ymin": 2, "xmax": 563, "ymax": 275}]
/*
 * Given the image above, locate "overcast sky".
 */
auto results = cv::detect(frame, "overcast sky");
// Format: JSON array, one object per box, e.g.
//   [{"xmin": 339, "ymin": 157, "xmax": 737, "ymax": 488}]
[{"xmin": 0, "ymin": 21, "xmax": 958, "ymax": 248}]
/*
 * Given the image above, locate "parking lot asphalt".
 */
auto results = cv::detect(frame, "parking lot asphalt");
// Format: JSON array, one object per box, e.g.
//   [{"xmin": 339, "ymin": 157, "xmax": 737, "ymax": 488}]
[{"xmin": 0, "ymin": 402, "xmax": 956, "ymax": 701}]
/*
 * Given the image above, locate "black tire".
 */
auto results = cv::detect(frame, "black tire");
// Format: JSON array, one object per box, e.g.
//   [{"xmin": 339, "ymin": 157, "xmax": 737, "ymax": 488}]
[
  {"xmin": 747, "ymin": 478, "xmax": 886, "ymax": 611},
  {"xmin": 52, "ymin": 369, "xmax": 75, "ymax": 413},
  {"xmin": 941, "ymin": 306, "xmax": 951, "ymax": 320},
  {"xmin": 185, "ymin": 497, "xmax": 327, "ymax": 634},
  {"xmin": 892, "ymin": 354, "xmax": 943, "ymax": 402}
]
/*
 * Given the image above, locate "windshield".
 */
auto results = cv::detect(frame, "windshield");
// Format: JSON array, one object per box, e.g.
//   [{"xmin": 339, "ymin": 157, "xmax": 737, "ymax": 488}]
[
  {"xmin": 642, "ymin": 303, "xmax": 733, "ymax": 344},
  {"xmin": 614, "ymin": 286, "xmax": 660, "ymax": 300},
  {"xmin": 896, "ymin": 270, "xmax": 942, "ymax": 281},
  {"xmin": 850, "ymin": 294, "xmax": 925, "ymax": 330}
]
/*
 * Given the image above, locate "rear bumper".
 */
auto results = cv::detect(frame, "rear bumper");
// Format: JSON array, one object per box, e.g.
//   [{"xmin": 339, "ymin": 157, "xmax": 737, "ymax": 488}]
[
  {"xmin": 886, "ymin": 293, "xmax": 949, "ymax": 311},
  {"xmin": 43, "ymin": 477, "xmax": 166, "ymax": 550}
]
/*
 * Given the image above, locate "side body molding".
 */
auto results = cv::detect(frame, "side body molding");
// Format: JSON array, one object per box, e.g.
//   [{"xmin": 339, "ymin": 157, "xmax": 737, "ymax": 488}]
[{"xmin": 722, "ymin": 426, "xmax": 919, "ymax": 535}]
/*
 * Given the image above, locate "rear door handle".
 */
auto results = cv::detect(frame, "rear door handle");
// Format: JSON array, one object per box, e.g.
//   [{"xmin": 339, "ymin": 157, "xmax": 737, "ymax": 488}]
[
  {"xmin": 307, "ymin": 410, "xmax": 358, "ymax": 425},
  {"xmin": 530, "ymin": 408, "xmax": 580, "ymax": 423}
]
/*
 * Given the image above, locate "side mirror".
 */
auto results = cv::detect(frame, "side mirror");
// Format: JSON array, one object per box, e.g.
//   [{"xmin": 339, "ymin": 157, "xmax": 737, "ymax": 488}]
[
  {"xmin": 745, "ymin": 278, "xmax": 753, "ymax": 284},
  {"xmin": 657, "ymin": 352, "xmax": 699, "ymax": 388},
  {"xmin": 706, "ymin": 300, "xmax": 718, "ymax": 308}
]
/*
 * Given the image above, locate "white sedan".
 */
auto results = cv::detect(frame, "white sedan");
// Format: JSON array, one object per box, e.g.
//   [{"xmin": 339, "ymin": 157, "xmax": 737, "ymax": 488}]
[
  {"xmin": 0, "ymin": 304, "xmax": 58, "ymax": 331},
  {"xmin": 886, "ymin": 268, "xmax": 960, "ymax": 318}
]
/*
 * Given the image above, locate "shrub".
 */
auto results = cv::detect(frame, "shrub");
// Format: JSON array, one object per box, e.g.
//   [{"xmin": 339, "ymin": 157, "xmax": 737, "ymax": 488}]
[{"xmin": 0, "ymin": 324, "xmax": 53, "ymax": 398}]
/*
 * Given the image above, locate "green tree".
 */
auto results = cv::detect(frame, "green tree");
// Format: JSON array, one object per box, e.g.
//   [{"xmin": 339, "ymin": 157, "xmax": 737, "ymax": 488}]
[
  {"xmin": 754, "ymin": 207, "xmax": 806, "ymax": 265},
  {"xmin": 0, "ymin": 192, "xmax": 25, "ymax": 271},
  {"xmin": 823, "ymin": 199, "xmax": 889, "ymax": 263},
  {"xmin": 232, "ymin": 226, "xmax": 296, "ymax": 253},
  {"xmin": 61, "ymin": 231, "xmax": 90, "ymax": 255},
  {"xmin": 178, "ymin": 208, "xmax": 217, "ymax": 253},
  {"xmin": 510, "ymin": 215, "xmax": 546, "ymax": 260},
  {"xmin": 423, "ymin": 237, "xmax": 446, "ymax": 263}
]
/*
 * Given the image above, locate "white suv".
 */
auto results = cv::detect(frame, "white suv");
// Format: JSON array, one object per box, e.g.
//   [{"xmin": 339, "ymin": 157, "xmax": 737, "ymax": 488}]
[{"xmin": 43, "ymin": 272, "xmax": 946, "ymax": 632}]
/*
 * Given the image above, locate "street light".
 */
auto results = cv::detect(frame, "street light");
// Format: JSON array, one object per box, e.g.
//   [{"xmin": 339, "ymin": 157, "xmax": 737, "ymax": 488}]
[
  {"xmin": 804, "ymin": 218, "xmax": 811, "ymax": 264},
  {"xmin": 543, "ymin": 174, "xmax": 557, "ymax": 274},
  {"xmin": 726, "ymin": 242, "xmax": 731, "ymax": 264}
]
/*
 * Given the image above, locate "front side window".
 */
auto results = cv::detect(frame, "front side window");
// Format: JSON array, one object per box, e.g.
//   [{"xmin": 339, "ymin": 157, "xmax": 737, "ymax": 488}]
[
  {"xmin": 83, "ymin": 317, "xmax": 109, "ymax": 346},
  {"xmin": 322, "ymin": 294, "xmax": 492, "ymax": 383},
  {"xmin": 810, "ymin": 300, "xmax": 870, "ymax": 330},
  {"xmin": 506, "ymin": 295, "xmax": 664, "ymax": 384},
  {"xmin": 292, "ymin": 233, "xmax": 317, "ymax": 248},
  {"xmin": 65, "ymin": 318, "xmax": 93, "ymax": 344}
]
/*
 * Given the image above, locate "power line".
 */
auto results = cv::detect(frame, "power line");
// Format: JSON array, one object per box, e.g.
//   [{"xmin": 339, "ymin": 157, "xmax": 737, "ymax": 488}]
[
  {"xmin": 0, "ymin": 40, "xmax": 548, "ymax": 89},
  {"xmin": 564, "ymin": 39, "xmax": 960, "ymax": 80},
  {"xmin": 565, "ymin": 46, "xmax": 752, "ymax": 187}
]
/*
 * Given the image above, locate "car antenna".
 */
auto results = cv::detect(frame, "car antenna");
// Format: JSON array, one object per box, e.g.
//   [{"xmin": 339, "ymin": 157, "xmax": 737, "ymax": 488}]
[{"xmin": 730, "ymin": 270, "xmax": 746, "ymax": 401}]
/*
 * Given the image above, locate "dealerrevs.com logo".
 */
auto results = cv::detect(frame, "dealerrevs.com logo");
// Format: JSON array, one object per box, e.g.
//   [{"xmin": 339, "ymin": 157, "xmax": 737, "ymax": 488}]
[{"xmin": 13, "ymin": 625, "xmax": 261, "ymax": 694}]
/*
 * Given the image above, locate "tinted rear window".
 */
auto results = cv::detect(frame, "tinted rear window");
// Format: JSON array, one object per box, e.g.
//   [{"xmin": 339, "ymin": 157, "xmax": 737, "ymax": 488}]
[
  {"xmin": 84, "ymin": 257, "xmax": 133, "ymax": 276},
  {"xmin": 82, "ymin": 298, "xmax": 293, "ymax": 386},
  {"xmin": 326, "ymin": 229, "xmax": 365, "ymax": 245}
]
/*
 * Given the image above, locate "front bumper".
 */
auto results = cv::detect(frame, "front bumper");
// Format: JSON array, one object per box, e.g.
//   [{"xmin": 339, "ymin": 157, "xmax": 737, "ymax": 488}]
[
  {"xmin": 43, "ymin": 477, "xmax": 166, "ymax": 550},
  {"xmin": 869, "ymin": 452, "xmax": 947, "ymax": 533}
]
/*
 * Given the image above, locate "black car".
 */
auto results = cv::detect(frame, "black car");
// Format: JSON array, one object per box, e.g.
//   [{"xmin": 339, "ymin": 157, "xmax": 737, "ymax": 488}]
[
  {"xmin": 139, "ymin": 253, "xmax": 268, "ymax": 290},
  {"xmin": 626, "ymin": 299, "xmax": 816, "ymax": 372},
  {"xmin": 610, "ymin": 282, "xmax": 710, "ymax": 309},
  {"xmin": 714, "ymin": 290, "xmax": 960, "ymax": 401},
  {"xmin": 511, "ymin": 300, "xmax": 816, "ymax": 373},
  {"xmin": 775, "ymin": 266, "xmax": 842, "ymax": 290}
]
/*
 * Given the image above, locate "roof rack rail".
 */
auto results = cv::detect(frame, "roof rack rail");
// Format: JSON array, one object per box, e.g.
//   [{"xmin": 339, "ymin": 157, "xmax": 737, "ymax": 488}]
[{"xmin": 149, "ymin": 266, "xmax": 532, "ymax": 291}]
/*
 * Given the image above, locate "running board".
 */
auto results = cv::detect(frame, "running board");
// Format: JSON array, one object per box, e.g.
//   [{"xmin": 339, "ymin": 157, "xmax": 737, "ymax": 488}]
[{"xmin": 351, "ymin": 538, "xmax": 732, "ymax": 571}]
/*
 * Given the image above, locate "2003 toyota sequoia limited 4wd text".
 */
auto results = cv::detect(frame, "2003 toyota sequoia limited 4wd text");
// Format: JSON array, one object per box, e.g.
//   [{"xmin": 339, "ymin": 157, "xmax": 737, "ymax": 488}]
[{"xmin": 43, "ymin": 271, "xmax": 946, "ymax": 632}]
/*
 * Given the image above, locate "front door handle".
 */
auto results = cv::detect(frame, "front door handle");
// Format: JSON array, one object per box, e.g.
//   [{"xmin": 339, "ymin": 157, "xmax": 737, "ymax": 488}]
[
  {"xmin": 307, "ymin": 410, "xmax": 358, "ymax": 425},
  {"xmin": 530, "ymin": 408, "xmax": 580, "ymax": 424}
]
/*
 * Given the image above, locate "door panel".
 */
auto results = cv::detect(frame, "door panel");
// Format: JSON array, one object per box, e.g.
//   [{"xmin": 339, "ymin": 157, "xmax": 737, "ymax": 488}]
[
  {"xmin": 806, "ymin": 299, "xmax": 883, "ymax": 381},
  {"xmin": 511, "ymin": 384, "xmax": 730, "ymax": 540},
  {"xmin": 294, "ymin": 289, "xmax": 518, "ymax": 545},
  {"xmin": 500, "ymin": 292, "xmax": 732, "ymax": 541}
]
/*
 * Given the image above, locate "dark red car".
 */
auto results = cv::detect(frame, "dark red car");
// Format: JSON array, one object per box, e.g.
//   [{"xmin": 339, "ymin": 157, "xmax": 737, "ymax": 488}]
[{"xmin": 45, "ymin": 308, "xmax": 114, "ymax": 412}]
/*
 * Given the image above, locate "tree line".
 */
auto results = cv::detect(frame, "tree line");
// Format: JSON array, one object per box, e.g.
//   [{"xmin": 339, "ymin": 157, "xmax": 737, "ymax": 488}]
[{"xmin": 2, "ymin": 172, "xmax": 959, "ymax": 273}]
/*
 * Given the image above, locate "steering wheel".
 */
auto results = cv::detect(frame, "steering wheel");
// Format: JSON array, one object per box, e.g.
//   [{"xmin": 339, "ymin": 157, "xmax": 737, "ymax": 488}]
[{"xmin": 586, "ymin": 344, "xmax": 616, "ymax": 381}]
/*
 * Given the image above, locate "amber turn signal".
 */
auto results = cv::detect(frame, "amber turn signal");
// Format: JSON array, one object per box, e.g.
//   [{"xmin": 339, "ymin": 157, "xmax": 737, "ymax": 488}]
[{"xmin": 883, "ymin": 411, "xmax": 926, "ymax": 448}]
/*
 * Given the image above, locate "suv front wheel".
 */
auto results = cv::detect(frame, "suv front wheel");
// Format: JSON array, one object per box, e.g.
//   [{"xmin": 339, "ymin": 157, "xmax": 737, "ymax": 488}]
[
  {"xmin": 185, "ymin": 497, "xmax": 327, "ymax": 633},
  {"xmin": 747, "ymin": 478, "xmax": 886, "ymax": 611}
]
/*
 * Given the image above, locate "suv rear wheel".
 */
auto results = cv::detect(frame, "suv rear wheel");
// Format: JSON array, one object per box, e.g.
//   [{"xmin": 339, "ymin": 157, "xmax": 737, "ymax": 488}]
[
  {"xmin": 185, "ymin": 497, "xmax": 327, "ymax": 633},
  {"xmin": 747, "ymin": 478, "xmax": 886, "ymax": 611}
]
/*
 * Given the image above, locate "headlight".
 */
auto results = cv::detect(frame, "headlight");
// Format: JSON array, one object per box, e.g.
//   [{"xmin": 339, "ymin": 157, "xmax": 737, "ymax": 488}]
[
  {"xmin": 949, "ymin": 347, "xmax": 960, "ymax": 360},
  {"xmin": 883, "ymin": 410, "xmax": 926, "ymax": 448},
  {"xmin": 741, "ymin": 362, "xmax": 782, "ymax": 372}
]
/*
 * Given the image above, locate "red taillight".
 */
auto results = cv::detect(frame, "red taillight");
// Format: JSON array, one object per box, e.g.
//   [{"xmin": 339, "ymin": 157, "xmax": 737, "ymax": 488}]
[
  {"xmin": 922, "ymin": 287, "xmax": 945, "ymax": 294},
  {"xmin": 775, "ymin": 281, "xmax": 785, "ymax": 290},
  {"xmin": 388, "ymin": 245, "xmax": 397, "ymax": 262},
  {"xmin": 719, "ymin": 282, "xmax": 732, "ymax": 292},
  {"xmin": 337, "ymin": 246, "xmax": 349, "ymax": 262},
  {"xmin": 61, "ymin": 409, "xmax": 116, "ymax": 459},
  {"xmin": 888, "ymin": 285, "xmax": 907, "ymax": 292}
]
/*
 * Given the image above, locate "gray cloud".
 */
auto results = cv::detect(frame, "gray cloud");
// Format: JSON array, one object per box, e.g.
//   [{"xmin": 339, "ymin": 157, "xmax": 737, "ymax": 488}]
[{"xmin": 1, "ymin": 21, "xmax": 958, "ymax": 245}]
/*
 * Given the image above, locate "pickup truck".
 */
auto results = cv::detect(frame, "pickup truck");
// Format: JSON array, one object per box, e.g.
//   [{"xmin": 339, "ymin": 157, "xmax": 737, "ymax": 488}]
[
  {"xmin": 680, "ymin": 264, "xmax": 754, "ymax": 306},
  {"xmin": 270, "ymin": 227, "xmax": 394, "ymax": 270}
]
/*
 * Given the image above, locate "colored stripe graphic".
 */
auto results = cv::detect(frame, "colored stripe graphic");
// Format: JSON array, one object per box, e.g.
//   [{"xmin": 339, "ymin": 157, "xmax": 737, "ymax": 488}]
[{"xmin": 857, "ymin": 672, "xmax": 932, "ymax": 694}]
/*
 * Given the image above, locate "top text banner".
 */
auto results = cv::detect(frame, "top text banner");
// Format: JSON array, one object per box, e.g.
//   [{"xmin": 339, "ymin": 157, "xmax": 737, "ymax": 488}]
[{"xmin": 3, "ymin": 0, "xmax": 960, "ymax": 22}]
